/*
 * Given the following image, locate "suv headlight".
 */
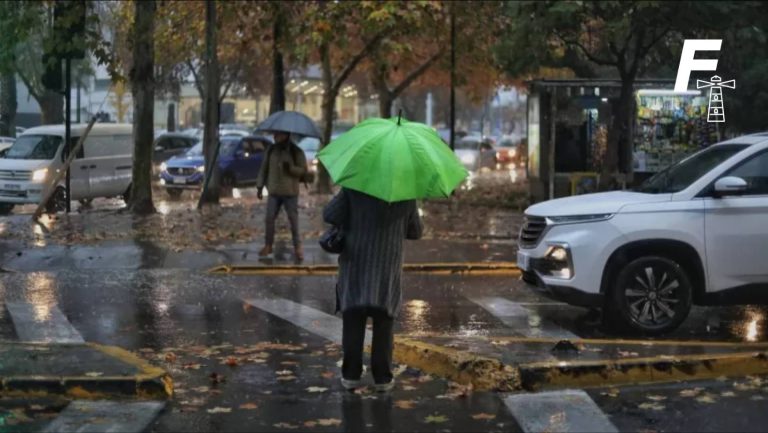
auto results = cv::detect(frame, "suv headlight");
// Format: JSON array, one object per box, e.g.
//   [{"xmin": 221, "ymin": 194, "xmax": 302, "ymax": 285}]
[
  {"xmin": 196, "ymin": 165, "xmax": 205, "ymax": 173},
  {"xmin": 547, "ymin": 214, "xmax": 613, "ymax": 224},
  {"xmin": 32, "ymin": 168, "xmax": 48, "ymax": 182},
  {"xmin": 543, "ymin": 243, "xmax": 573, "ymax": 279}
]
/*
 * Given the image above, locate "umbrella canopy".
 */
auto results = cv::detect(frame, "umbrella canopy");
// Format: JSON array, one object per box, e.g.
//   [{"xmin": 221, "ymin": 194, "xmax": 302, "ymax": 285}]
[
  {"xmin": 256, "ymin": 110, "xmax": 321, "ymax": 138},
  {"xmin": 317, "ymin": 116, "xmax": 468, "ymax": 202}
]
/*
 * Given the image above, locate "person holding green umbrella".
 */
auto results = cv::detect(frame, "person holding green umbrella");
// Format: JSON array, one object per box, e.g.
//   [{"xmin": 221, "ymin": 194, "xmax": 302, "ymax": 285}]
[{"xmin": 320, "ymin": 114, "xmax": 467, "ymax": 392}]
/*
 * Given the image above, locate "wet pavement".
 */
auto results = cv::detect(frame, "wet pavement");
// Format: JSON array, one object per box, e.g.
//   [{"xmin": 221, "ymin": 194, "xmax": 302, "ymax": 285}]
[
  {"xmin": 2, "ymin": 171, "xmax": 768, "ymax": 431},
  {"xmin": 2, "ymin": 265, "xmax": 768, "ymax": 431}
]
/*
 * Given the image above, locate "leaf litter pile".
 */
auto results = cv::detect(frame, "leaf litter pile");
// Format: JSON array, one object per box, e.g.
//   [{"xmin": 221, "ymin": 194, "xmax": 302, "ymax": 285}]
[{"xmin": 4, "ymin": 173, "xmax": 523, "ymax": 250}]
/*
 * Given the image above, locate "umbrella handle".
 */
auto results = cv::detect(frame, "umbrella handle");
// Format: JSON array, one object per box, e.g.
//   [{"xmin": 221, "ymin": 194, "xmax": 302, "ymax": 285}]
[{"xmin": 397, "ymin": 109, "xmax": 402, "ymax": 126}]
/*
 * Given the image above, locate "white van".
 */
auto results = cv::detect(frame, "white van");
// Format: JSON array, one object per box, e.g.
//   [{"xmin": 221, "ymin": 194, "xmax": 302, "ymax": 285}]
[{"xmin": 0, "ymin": 123, "xmax": 133, "ymax": 214}]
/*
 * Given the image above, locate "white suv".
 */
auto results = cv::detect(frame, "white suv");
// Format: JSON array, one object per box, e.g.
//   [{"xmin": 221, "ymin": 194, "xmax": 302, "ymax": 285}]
[{"xmin": 517, "ymin": 134, "xmax": 768, "ymax": 334}]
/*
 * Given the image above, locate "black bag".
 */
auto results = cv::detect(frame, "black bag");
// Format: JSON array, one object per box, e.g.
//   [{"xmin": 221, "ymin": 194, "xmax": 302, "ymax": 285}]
[{"xmin": 319, "ymin": 226, "xmax": 344, "ymax": 254}]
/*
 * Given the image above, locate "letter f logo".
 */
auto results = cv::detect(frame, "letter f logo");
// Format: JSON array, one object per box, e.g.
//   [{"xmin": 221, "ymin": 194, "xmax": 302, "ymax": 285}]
[{"xmin": 674, "ymin": 40, "xmax": 722, "ymax": 92}]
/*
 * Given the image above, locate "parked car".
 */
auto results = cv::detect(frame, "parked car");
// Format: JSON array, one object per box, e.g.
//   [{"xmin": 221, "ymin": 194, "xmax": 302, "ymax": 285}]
[
  {"xmin": 297, "ymin": 137, "xmax": 320, "ymax": 182},
  {"xmin": 15, "ymin": 126, "xmax": 26, "ymax": 135},
  {"xmin": 454, "ymin": 136, "xmax": 496, "ymax": 171},
  {"xmin": 0, "ymin": 123, "xmax": 133, "ymax": 214},
  {"xmin": 0, "ymin": 137, "xmax": 15, "ymax": 156},
  {"xmin": 517, "ymin": 133, "xmax": 768, "ymax": 334},
  {"xmin": 495, "ymin": 136, "xmax": 523, "ymax": 168},
  {"xmin": 220, "ymin": 129, "xmax": 250, "ymax": 138},
  {"xmin": 153, "ymin": 133, "xmax": 199, "ymax": 164},
  {"xmin": 159, "ymin": 135, "xmax": 271, "ymax": 199}
]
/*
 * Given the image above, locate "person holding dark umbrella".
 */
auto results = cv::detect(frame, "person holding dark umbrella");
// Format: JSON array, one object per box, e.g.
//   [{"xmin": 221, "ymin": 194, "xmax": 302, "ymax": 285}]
[{"xmin": 255, "ymin": 111, "xmax": 321, "ymax": 261}]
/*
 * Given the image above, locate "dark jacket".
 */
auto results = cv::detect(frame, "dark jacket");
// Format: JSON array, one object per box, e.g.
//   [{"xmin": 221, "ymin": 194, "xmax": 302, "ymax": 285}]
[
  {"xmin": 323, "ymin": 188, "xmax": 423, "ymax": 317},
  {"xmin": 256, "ymin": 141, "xmax": 307, "ymax": 197}
]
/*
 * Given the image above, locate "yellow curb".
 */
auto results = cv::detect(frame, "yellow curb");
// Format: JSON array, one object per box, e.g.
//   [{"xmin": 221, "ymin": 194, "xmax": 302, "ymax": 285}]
[
  {"xmin": 0, "ymin": 343, "xmax": 173, "ymax": 399},
  {"xmin": 208, "ymin": 262, "xmax": 520, "ymax": 276},
  {"xmin": 391, "ymin": 337, "xmax": 520, "ymax": 391},
  {"xmin": 519, "ymin": 350, "xmax": 768, "ymax": 391},
  {"xmin": 381, "ymin": 336, "xmax": 768, "ymax": 392}
]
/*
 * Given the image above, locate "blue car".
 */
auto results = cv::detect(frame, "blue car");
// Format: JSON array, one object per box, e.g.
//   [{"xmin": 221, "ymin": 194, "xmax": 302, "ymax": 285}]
[{"xmin": 159, "ymin": 135, "xmax": 272, "ymax": 198}]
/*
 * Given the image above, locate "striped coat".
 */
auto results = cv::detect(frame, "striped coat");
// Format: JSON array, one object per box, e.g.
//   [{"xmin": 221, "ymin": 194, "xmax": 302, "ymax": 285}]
[{"xmin": 323, "ymin": 188, "xmax": 423, "ymax": 317}]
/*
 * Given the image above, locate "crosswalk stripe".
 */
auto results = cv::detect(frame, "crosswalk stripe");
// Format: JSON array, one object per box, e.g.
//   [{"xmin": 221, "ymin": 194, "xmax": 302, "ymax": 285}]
[
  {"xmin": 41, "ymin": 400, "xmax": 165, "ymax": 433},
  {"xmin": 243, "ymin": 297, "xmax": 371, "ymax": 345},
  {"xmin": 504, "ymin": 389, "xmax": 618, "ymax": 433},
  {"xmin": 469, "ymin": 296, "xmax": 579, "ymax": 340},
  {"xmin": 5, "ymin": 302, "xmax": 85, "ymax": 344}
]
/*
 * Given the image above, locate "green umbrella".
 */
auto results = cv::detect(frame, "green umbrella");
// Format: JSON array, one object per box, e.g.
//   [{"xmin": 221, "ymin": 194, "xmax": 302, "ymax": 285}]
[{"xmin": 317, "ymin": 116, "xmax": 468, "ymax": 202}]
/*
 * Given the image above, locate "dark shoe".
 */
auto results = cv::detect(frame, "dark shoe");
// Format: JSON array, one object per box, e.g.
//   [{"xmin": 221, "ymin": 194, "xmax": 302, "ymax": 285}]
[
  {"xmin": 341, "ymin": 377, "xmax": 363, "ymax": 391},
  {"xmin": 294, "ymin": 245, "xmax": 304, "ymax": 261},
  {"xmin": 374, "ymin": 380, "xmax": 394, "ymax": 393},
  {"xmin": 258, "ymin": 245, "xmax": 273, "ymax": 257}
]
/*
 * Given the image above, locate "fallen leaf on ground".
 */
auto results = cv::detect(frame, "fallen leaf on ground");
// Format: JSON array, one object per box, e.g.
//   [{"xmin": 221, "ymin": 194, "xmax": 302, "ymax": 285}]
[
  {"xmin": 273, "ymin": 422, "xmax": 299, "ymax": 429},
  {"xmin": 224, "ymin": 357, "xmax": 239, "ymax": 367},
  {"xmin": 617, "ymin": 351, "xmax": 640, "ymax": 357},
  {"xmin": 277, "ymin": 376, "xmax": 297, "ymax": 382},
  {"xmin": 164, "ymin": 352, "xmax": 178, "ymax": 363},
  {"xmin": 424, "ymin": 414, "xmax": 449, "ymax": 424},
  {"xmin": 321, "ymin": 371, "xmax": 335, "ymax": 379},
  {"xmin": 191, "ymin": 386, "xmax": 210, "ymax": 393},
  {"xmin": 281, "ymin": 361, "xmax": 299, "ymax": 366},
  {"xmin": 601, "ymin": 388, "xmax": 620, "ymax": 398},
  {"xmin": 416, "ymin": 374, "xmax": 433, "ymax": 383},
  {"xmin": 317, "ymin": 419, "xmax": 342, "ymax": 427},
  {"xmin": 306, "ymin": 386, "xmax": 328, "ymax": 393},
  {"xmin": 402, "ymin": 385, "xmax": 417, "ymax": 391},
  {"xmin": 638, "ymin": 402, "xmax": 665, "ymax": 411},
  {"xmin": 646, "ymin": 395, "xmax": 667, "ymax": 402},
  {"xmin": 751, "ymin": 395, "xmax": 765, "ymax": 401},
  {"xmin": 29, "ymin": 405, "xmax": 45, "ymax": 411},
  {"xmin": 680, "ymin": 387, "xmax": 704, "ymax": 397},
  {"xmin": 207, "ymin": 407, "xmax": 232, "ymax": 414},
  {"xmin": 180, "ymin": 398, "xmax": 206, "ymax": 406},
  {"xmin": 696, "ymin": 394, "xmax": 717, "ymax": 404},
  {"xmin": 85, "ymin": 372, "xmax": 103, "ymax": 377},
  {"xmin": 393, "ymin": 364, "xmax": 408, "ymax": 377},
  {"xmin": 304, "ymin": 421, "xmax": 318, "ymax": 428},
  {"xmin": 182, "ymin": 363, "xmax": 202, "ymax": 370},
  {"xmin": 721, "ymin": 391, "xmax": 736, "ymax": 397},
  {"xmin": 472, "ymin": 413, "xmax": 496, "ymax": 420},
  {"xmin": 276, "ymin": 370, "xmax": 294, "ymax": 376},
  {"xmin": 239, "ymin": 403, "xmax": 259, "ymax": 410},
  {"xmin": 395, "ymin": 400, "xmax": 416, "ymax": 409}
]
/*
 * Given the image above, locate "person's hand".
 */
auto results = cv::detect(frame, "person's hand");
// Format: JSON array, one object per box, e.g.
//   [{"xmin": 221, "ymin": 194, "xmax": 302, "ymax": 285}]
[
  {"xmin": 257, "ymin": 188, "xmax": 263, "ymax": 200},
  {"xmin": 283, "ymin": 161, "xmax": 291, "ymax": 172}
]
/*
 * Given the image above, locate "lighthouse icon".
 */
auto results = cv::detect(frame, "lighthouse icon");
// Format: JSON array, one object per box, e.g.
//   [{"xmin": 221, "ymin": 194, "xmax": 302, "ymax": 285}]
[{"xmin": 696, "ymin": 75, "xmax": 736, "ymax": 123}]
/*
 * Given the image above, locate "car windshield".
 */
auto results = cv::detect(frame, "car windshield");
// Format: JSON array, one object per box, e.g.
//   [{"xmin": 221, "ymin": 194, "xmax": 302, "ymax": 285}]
[
  {"xmin": 186, "ymin": 140, "xmax": 239, "ymax": 157},
  {"xmin": 5, "ymin": 135, "xmax": 62, "ymax": 160},
  {"xmin": 298, "ymin": 137, "xmax": 320, "ymax": 152},
  {"xmin": 455, "ymin": 139, "xmax": 480, "ymax": 150},
  {"xmin": 636, "ymin": 144, "xmax": 748, "ymax": 194}
]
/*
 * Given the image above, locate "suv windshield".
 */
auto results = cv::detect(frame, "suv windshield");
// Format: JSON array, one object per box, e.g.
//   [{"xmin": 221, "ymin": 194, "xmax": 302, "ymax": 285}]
[
  {"xmin": 636, "ymin": 144, "xmax": 748, "ymax": 194},
  {"xmin": 6, "ymin": 135, "xmax": 62, "ymax": 160},
  {"xmin": 186, "ymin": 140, "xmax": 239, "ymax": 157}
]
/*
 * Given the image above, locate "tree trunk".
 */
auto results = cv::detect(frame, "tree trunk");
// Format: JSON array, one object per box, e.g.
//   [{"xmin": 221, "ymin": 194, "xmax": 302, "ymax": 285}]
[
  {"xmin": 602, "ymin": 77, "xmax": 635, "ymax": 190},
  {"xmin": 200, "ymin": 0, "xmax": 220, "ymax": 205},
  {"xmin": 128, "ymin": 0, "xmax": 156, "ymax": 215},
  {"xmin": 167, "ymin": 103, "xmax": 175, "ymax": 132},
  {"xmin": 0, "ymin": 70, "xmax": 17, "ymax": 137},
  {"xmin": 39, "ymin": 90, "xmax": 64, "ymax": 125},
  {"xmin": 315, "ymin": 42, "xmax": 334, "ymax": 194},
  {"xmin": 269, "ymin": 6, "xmax": 285, "ymax": 114}
]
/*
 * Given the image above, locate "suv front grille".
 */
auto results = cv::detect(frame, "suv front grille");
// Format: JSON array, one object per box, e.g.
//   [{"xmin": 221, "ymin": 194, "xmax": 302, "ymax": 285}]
[
  {"xmin": 0, "ymin": 170, "xmax": 31, "ymax": 181},
  {"xmin": 519, "ymin": 215, "xmax": 547, "ymax": 247},
  {"xmin": 168, "ymin": 167, "xmax": 197, "ymax": 176}
]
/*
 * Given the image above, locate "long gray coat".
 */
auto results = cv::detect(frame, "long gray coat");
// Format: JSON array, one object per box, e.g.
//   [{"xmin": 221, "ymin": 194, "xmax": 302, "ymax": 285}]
[{"xmin": 323, "ymin": 188, "xmax": 423, "ymax": 318}]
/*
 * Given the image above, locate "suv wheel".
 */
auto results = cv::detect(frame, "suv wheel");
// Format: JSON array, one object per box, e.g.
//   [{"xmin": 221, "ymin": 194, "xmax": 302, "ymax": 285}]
[{"xmin": 607, "ymin": 256, "xmax": 692, "ymax": 335}]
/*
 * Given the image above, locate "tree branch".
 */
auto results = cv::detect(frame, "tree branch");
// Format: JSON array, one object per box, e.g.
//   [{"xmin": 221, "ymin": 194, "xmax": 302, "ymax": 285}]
[
  {"xmin": 186, "ymin": 59, "xmax": 204, "ymax": 98},
  {"xmin": 554, "ymin": 31, "xmax": 618, "ymax": 67},
  {"xmin": 391, "ymin": 49, "xmax": 444, "ymax": 98},
  {"xmin": 16, "ymin": 68, "xmax": 40, "ymax": 100},
  {"xmin": 331, "ymin": 28, "xmax": 388, "ymax": 94}
]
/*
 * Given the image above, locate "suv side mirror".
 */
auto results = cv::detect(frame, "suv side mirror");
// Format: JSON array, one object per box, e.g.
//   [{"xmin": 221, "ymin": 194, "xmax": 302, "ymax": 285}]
[{"xmin": 714, "ymin": 176, "xmax": 748, "ymax": 197}]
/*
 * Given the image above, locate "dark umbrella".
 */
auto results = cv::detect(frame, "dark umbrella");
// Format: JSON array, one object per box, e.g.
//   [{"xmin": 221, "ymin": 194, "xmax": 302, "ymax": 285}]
[{"xmin": 255, "ymin": 110, "xmax": 321, "ymax": 138}]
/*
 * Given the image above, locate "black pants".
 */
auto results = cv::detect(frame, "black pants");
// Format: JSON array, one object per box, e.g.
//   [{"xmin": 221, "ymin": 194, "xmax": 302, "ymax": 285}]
[{"xmin": 342, "ymin": 307, "xmax": 394, "ymax": 384}]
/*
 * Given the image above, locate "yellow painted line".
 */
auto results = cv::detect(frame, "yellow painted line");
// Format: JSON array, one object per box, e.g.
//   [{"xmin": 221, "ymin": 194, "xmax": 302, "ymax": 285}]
[{"xmin": 208, "ymin": 262, "xmax": 520, "ymax": 276}]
